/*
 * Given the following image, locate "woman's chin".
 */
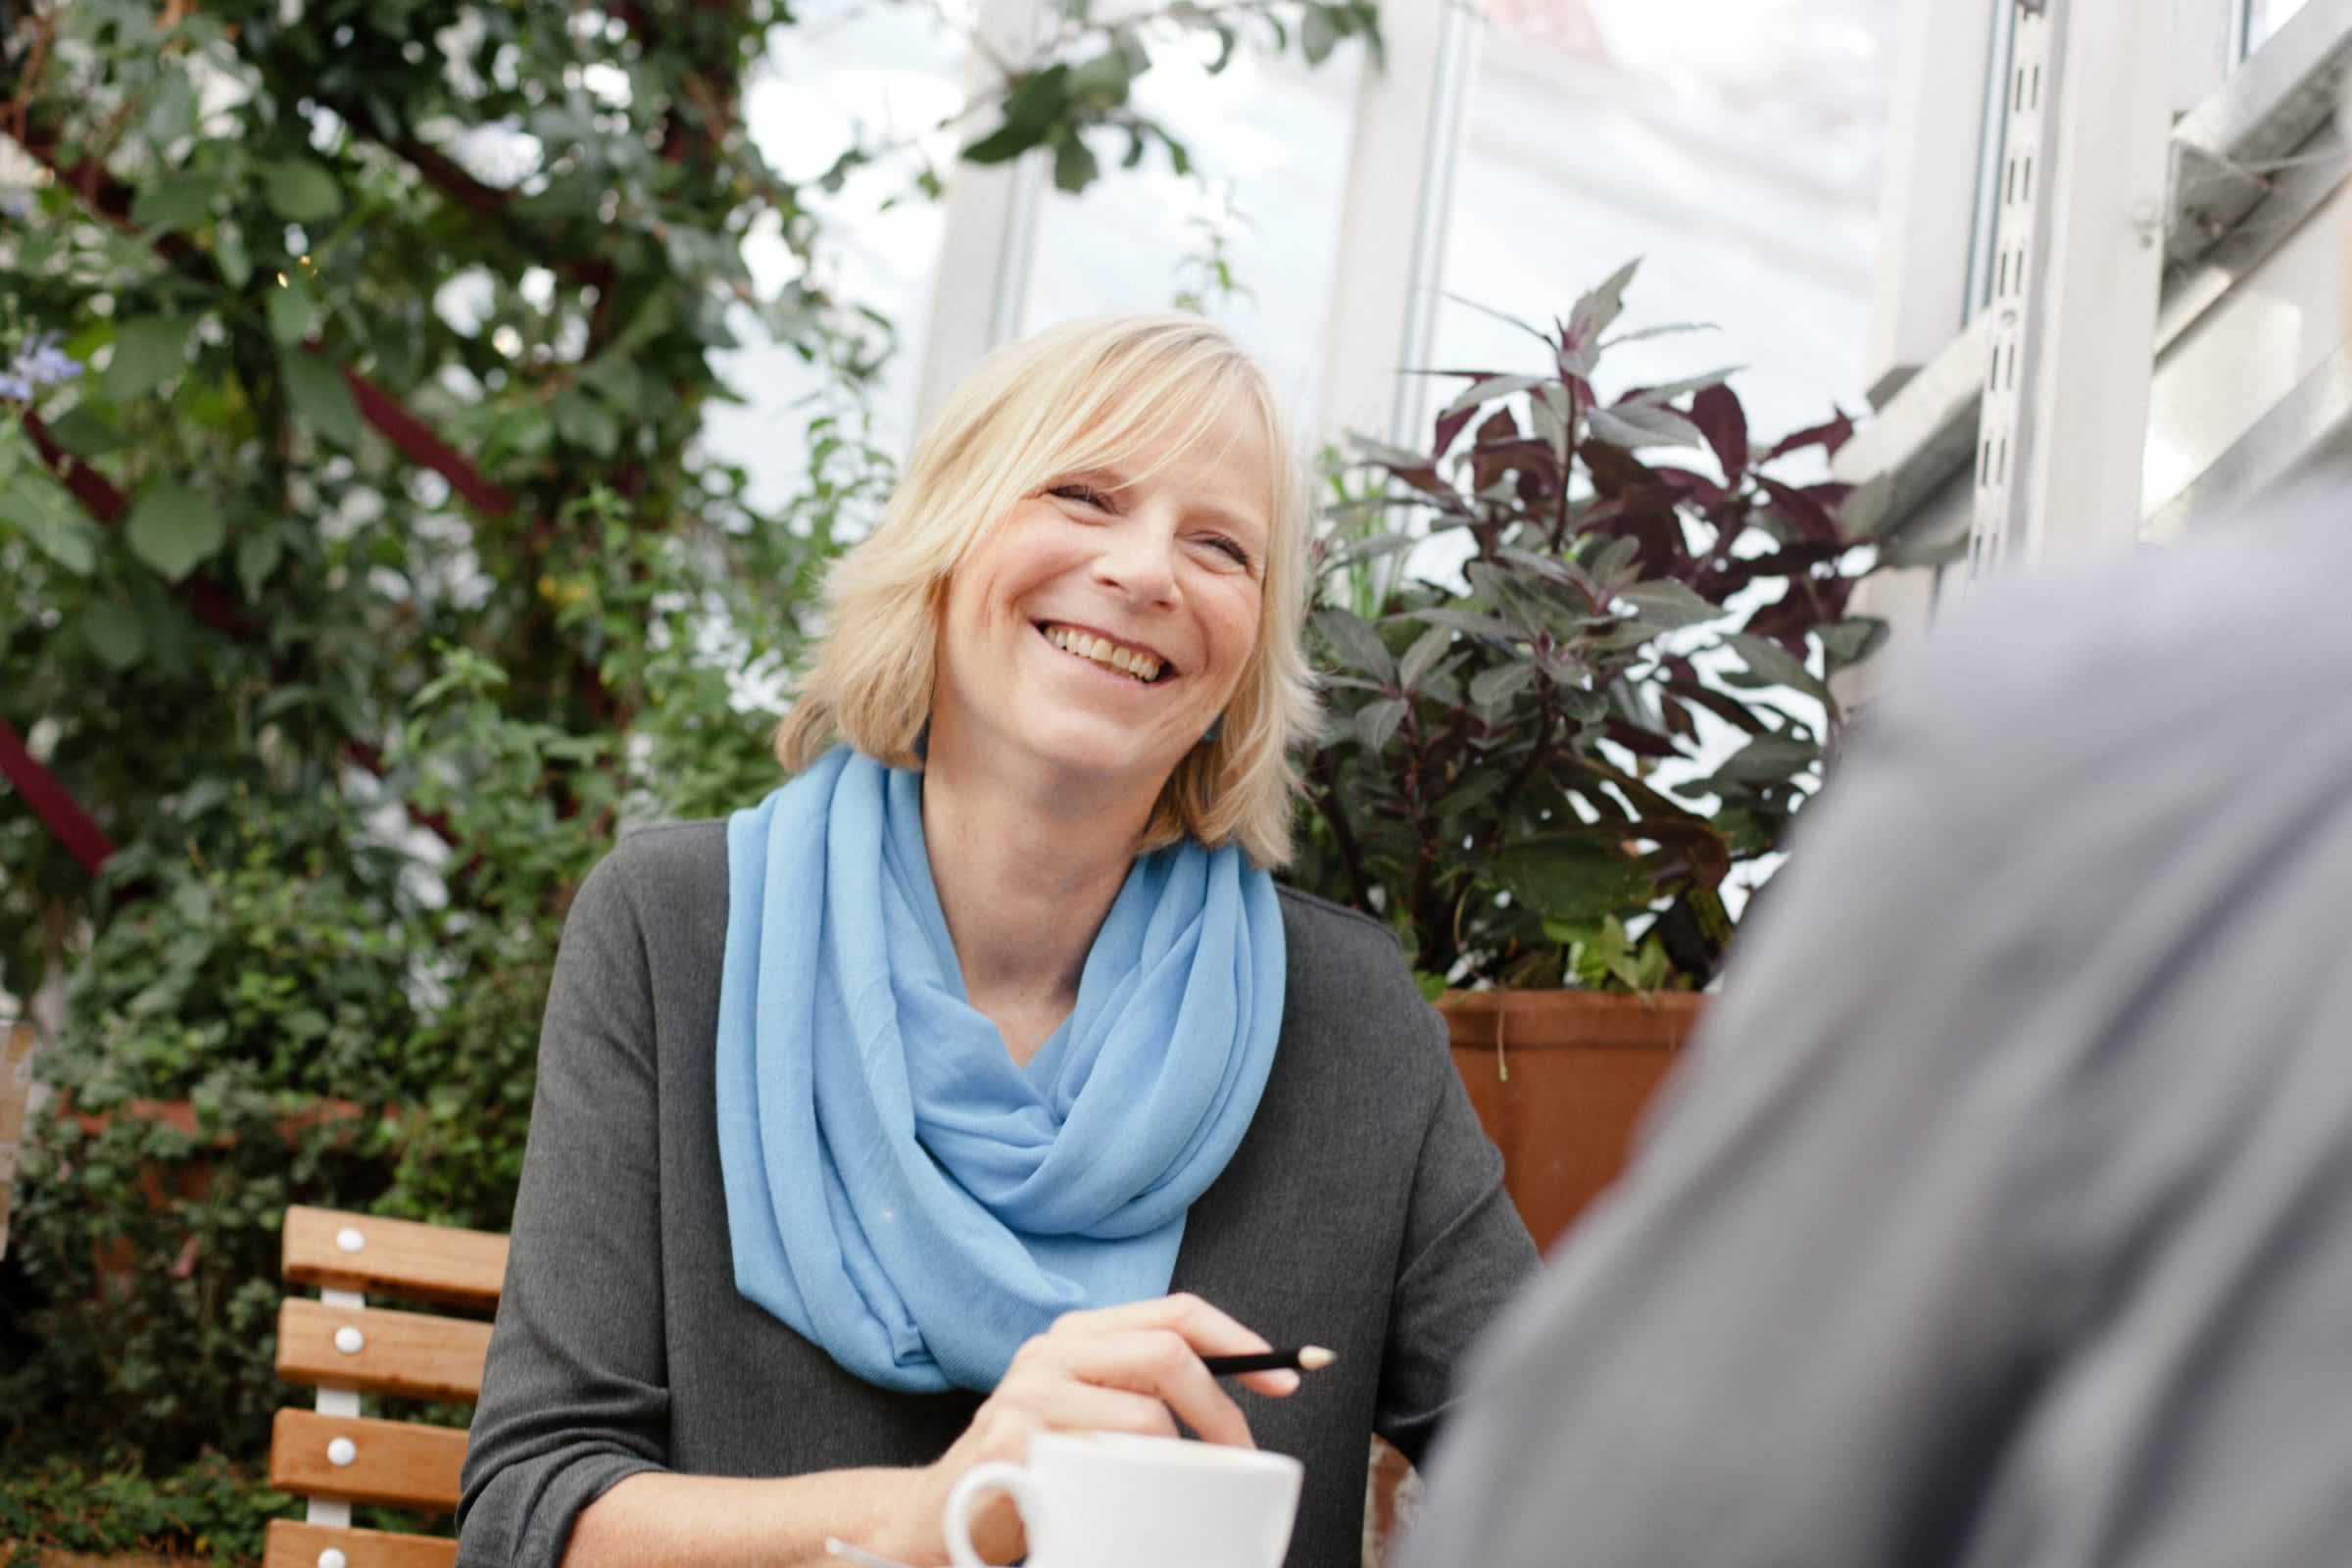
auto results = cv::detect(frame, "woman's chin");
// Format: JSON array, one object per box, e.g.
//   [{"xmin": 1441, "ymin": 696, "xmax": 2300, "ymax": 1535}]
[{"xmin": 1004, "ymin": 723, "xmax": 1181, "ymax": 794}]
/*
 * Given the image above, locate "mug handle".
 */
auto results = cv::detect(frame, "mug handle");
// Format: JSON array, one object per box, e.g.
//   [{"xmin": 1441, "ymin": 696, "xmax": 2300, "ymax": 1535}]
[{"xmin": 943, "ymin": 1459, "xmax": 1043, "ymax": 1568}]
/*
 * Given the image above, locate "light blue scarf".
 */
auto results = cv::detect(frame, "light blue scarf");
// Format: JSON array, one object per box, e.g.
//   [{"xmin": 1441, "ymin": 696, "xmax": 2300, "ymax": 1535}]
[{"xmin": 713, "ymin": 747, "xmax": 1287, "ymax": 1394}]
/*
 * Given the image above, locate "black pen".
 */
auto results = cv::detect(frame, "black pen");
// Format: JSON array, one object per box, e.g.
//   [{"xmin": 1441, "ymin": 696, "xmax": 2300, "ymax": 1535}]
[{"xmin": 1201, "ymin": 1345, "xmax": 1338, "ymax": 1377}]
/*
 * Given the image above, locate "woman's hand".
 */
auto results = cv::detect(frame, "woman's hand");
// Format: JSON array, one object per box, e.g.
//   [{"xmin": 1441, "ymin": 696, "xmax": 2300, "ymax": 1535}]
[{"xmin": 882, "ymin": 1293, "xmax": 1301, "ymax": 1564}]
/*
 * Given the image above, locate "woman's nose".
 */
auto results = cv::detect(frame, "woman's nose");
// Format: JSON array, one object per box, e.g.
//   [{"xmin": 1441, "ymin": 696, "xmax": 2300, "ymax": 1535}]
[{"xmin": 1093, "ymin": 522, "xmax": 1179, "ymax": 604}]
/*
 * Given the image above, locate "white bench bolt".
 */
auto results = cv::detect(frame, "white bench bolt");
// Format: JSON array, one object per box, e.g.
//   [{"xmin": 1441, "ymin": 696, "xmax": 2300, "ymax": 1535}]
[
  {"xmin": 318, "ymin": 1551, "xmax": 348, "ymax": 1568},
  {"xmin": 335, "ymin": 1227, "xmax": 366, "ymax": 1253},
  {"xmin": 326, "ymin": 1436, "xmax": 357, "ymax": 1467},
  {"xmin": 334, "ymin": 1325, "xmax": 365, "ymax": 1354}
]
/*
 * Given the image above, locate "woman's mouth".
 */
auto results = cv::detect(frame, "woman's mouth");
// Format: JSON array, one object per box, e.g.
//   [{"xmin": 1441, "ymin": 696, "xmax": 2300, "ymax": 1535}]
[{"xmin": 1035, "ymin": 621, "xmax": 1173, "ymax": 684}]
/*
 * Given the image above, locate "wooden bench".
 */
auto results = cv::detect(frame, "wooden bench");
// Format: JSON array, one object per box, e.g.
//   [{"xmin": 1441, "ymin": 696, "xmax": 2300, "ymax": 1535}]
[
  {"xmin": 267, "ymin": 1205, "xmax": 507, "ymax": 1568},
  {"xmin": 270, "ymin": 1206, "xmax": 1419, "ymax": 1565}
]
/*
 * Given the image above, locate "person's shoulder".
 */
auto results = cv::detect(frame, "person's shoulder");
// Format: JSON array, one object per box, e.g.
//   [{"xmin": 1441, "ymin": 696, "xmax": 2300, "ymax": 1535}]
[
  {"xmin": 608, "ymin": 815, "xmax": 730, "ymax": 886},
  {"xmin": 1900, "ymin": 473, "xmax": 2352, "ymax": 724},
  {"xmin": 566, "ymin": 816, "xmax": 730, "ymax": 933},
  {"xmin": 1272, "ymin": 883, "xmax": 1445, "ymax": 1056},
  {"xmin": 1274, "ymin": 882, "xmax": 1415, "ymax": 974},
  {"xmin": 1859, "ymin": 473, "xmax": 2352, "ymax": 824}
]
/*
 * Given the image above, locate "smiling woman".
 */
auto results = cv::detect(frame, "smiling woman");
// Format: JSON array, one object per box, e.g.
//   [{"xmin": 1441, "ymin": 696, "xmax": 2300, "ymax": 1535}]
[
  {"xmin": 453, "ymin": 316, "xmax": 1539, "ymax": 1568},
  {"xmin": 780, "ymin": 315, "xmax": 1319, "ymax": 868}
]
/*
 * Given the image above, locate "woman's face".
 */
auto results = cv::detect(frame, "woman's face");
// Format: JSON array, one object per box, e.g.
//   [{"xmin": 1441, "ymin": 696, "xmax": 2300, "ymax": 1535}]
[{"xmin": 930, "ymin": 396, "xmax": 1273, "ymax": 813}]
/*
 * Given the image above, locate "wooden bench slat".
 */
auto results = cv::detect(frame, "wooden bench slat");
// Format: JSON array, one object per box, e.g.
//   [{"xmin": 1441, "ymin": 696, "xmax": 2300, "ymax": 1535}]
[
  {"xmin": 276, "ymin": 1298, "xmax": 493, "ymax": 1402},
  {"xmin": 265, "ymin": 1518, "xmax": 458, "ymax": 1568},
  {"xmin": 284, "ymin": 1204, "xmax": 508, "ymax": 1311},
  {"xmin": 270, "ymin": 1408, "xmax": 467, "ymax": 1512}
]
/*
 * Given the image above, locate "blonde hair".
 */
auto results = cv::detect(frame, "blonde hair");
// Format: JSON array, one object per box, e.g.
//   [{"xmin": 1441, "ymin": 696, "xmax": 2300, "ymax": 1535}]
[{"xmin": 773, "ymin": 314, "xmax": 1321, "ymax": 867}]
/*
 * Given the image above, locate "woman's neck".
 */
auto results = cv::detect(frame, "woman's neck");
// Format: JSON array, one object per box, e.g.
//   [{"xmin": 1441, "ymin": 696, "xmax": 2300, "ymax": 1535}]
[{"xmin": 918, "ymin": 759, "xmax": 1149, "ymax": 1064}]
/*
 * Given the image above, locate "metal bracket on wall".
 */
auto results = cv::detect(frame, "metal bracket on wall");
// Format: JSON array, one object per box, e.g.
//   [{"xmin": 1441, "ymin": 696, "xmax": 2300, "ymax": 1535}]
[{"xmin": 1966, "ymin": 0, "xmax": 2063, "ymax": 580}]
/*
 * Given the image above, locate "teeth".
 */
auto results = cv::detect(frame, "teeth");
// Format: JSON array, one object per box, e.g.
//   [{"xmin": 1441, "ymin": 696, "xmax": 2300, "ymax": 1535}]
[{"xmin": 1043, "ymin": 624, "xmax": 1160, "ymax": 683}]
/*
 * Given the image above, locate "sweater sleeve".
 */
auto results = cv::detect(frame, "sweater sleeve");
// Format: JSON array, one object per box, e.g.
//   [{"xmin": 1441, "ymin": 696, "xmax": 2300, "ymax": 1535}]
[
  {"xmin": 1374, "ymin": 1004, "xmax": 1542, "ymax": 1467},
  {"xmin": 457, "ymin": 848, "xmax": 671, "ymax": 1567}
]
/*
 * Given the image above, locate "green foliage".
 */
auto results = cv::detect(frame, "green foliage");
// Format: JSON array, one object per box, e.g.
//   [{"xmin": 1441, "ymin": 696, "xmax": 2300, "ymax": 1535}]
[
  {"xmin": 0, "ymin": 0, "xmax": 1375, "ymax": 1531},
  {"xmin": 1289, "ymin": 261, "xmax": 1886, "ymax": 994},
  {"xmin": 0, "ymin": 1449, "xmax": 289, "ymax": 1565}
]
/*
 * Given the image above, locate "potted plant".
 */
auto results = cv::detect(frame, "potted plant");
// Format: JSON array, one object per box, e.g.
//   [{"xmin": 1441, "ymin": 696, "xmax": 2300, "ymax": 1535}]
[{"xmin": 1291, "ymin": 261, "xmax": 1892, "ymax": 1251}]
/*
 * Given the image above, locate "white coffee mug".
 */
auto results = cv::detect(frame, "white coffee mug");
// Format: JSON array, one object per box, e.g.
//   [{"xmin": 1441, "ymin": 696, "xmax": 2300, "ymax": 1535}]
[{"xmin": 943, "ymin": 1430, "xmax": 1304, "ymax": 1568}]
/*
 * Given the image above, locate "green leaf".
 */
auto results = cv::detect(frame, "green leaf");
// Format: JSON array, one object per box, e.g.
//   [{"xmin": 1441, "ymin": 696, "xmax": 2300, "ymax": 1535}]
[
  {"xmin": 1396, "ymin": 624, "xmax": 1451, "ymax": 693},
  {"xmin": 215, "ymin": 220, "xmax": 252, "ymax": 288},
  {"xmin": 1311, "ymin": 607, "xmax": 1396, "ymax": 682},
  {"xmin": 237, "ymin": 531, "xmax": 283, "ymax": 601},
  {"xmin": 963, "ymin": 65, "xmax": 1073, "ymax": 165},
  {"xmin": 1569, "ymin": 260, "xmax": 1639, "ymax": 336},
  {"xmin": 128, "ymin": 173, "xmax": 220, "ymax": 235},
  {"xmin": 267, "ymin": 280, "xmax": 321, "ymax": 345},
  {"xmin": 1587, "ymin": 403, "xmax": 1703, "ymax": 451},
  {"xmin": 1435, "ymin": 766, "xmax": 1510, "ymax": 822},
  {"xmin": 125, "ymin": 482, "xmax": 227, "ymax": 582},
  {"xmin": 1726, "ymin": 633, "xmax": 1830, "ymax": 703},
  {"xmin": 1413, "ymin": 608, "xmax": 1522, "ymax": 644},
  {"xmin": 1492, "ymin": 836, "xmax": 1652, "ymax": 925},
  {"xmin": 1354, "ymin": 697, "xmax": 1408, "ymax": 753},
  {"xmin": 580, "ymin": 355, "xmax": 646, "ymax": 412},
  {"xmin": 1052, "ymin": 134, "xmax": 1101, "ymax": 194},
  {"xmin": 44, "ymin": 406, "xmax": 126, "ymax": 460},
  {"xmin": 1818, "ymin": 615, "xmax": 1889, "ymax": 671},
  {"xmin": 1438, "ymin": 373, "xmax": 1551, "ymax": 421},
  {"xmin": 144, "ymin": 67, "xmax": 199, "ymax": 146},
  {"xmin": 280, "ymin": 349, "xmax": 364, "ymax": 449},
  {"xmin": 81, "ymin": 600, "xmax": 149, "ymax": 670},
  {"xmin": 1300, "ymin": 4, "xmax": 1341, "ymax": 63},
  {"xmin": 0, "ymin": 470, "xmax": 98, "ymax": 573},
  {"xmin": 101, "ymin": 316, "xmax": 195, "ymax": 402},
  {"xmin": 262, "ymin": 158, "xmax": 343, "ymax": 223},
  {"xmin": 1711, "ymin": 731, "xmax": 1820, "ymax": 787},
  {"xmin": 1468, "ymin": 662, "xmax": 1536, "ymax": 710},
  {"xmin": 1618, "ymin": 579, "xmax": 1719, "ymax": 629},
  {"xmin": 555, "ymin": 390, "xmax": 620, "ymax": 458},
  {"xmin": 1065, "ymin": 48, "xmax": 1135, "ymax": 103}
]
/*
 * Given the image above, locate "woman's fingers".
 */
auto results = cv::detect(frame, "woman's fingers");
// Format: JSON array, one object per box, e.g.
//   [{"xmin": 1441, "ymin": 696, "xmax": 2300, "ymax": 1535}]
[
  {"xmin": 1046, "ymin": 1293, "xmax": 1304, "ymax": 1399},
  {"xmin": 997, "ymin": 1369, "xmax": 1186, "ymax": 1442},
  {"xmin": 1039, "ymin": 1327, "xmax": 1256, "ymax": 1447},
  {"xmin": 1057, "ymin": 1292, "xmax": 1263, "ymax": 1350}
]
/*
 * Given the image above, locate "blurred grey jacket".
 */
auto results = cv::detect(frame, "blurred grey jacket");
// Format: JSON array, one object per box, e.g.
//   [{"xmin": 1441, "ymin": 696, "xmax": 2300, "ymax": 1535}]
[
  {"xmin": 455, "ymin": 822, "xmax": 1535, "ymax": 1568},
  {"xmin": 1402, "ymin": 474, "xmax": 2352, "ymax": 1568}
]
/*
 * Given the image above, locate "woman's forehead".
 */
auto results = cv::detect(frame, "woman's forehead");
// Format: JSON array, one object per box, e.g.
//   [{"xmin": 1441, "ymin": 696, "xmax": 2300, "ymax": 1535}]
[{"xmin": 1062, "ymin": 391, "xmax": 1277, "ymax": 514}]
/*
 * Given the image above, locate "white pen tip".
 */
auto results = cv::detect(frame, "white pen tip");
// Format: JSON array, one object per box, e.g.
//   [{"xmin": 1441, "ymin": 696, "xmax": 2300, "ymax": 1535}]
[{"xmin": 1298, "ymin": 1345, "xmax": 1337, "ymax": 1370}]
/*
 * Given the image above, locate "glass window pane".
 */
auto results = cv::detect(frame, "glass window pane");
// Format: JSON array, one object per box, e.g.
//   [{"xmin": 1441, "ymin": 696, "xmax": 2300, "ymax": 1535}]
[
  {"xmin": 1432, "ymin": 0, "xmax": 1897, "ymax": 454},
  {"xmin": 2247, "ymin": 0, "xmax": 2316, "ymax": 51},
  {"xmin": 704, "ymin": 1, "xmax": 963, "ymax": 508},
  {"xmin": 1018, "ymin": 37, "xmax": 1360, "ymax": 429}
]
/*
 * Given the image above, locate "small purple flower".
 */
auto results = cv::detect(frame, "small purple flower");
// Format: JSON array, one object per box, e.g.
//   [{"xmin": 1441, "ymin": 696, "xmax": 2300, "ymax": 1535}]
[
  {"xmin": 15, "ymin": 332, "xmax": 83, "ymax": 388},
  {"xmin": 0, "ymin": 190, "xmax": 32, "ymax": 221},
  {"xmin": 0, "ymin": 330, "xmax": 83, "ymax": 401}
]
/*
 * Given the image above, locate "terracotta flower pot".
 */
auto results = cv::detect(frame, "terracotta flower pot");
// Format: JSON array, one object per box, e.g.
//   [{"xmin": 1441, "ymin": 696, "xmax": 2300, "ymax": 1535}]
[{"xmin": 1438, "ymin": 989, "xmax": 1706, "ymax": 1252}]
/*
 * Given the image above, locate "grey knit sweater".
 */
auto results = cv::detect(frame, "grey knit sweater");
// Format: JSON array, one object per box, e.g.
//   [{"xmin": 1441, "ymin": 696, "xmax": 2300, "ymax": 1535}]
[{"xmin": 455, "ymin": 819, "xmax": 1537, "ymax": 1567}]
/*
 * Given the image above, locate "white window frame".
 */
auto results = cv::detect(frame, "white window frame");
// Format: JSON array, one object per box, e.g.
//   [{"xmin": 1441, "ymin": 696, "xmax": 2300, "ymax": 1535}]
[
  {"xmin": 913, "ymin": 0, "xmax": 1460, "ymax": 455},
  {"xmin": 1843, "ymin": 0, "xmax": 2352, "ymax": 575},
  {"xmin": 1867, "ymin": 0, "xmax": 2002, "ymax": 406},
  {"xmin": 912, "ymin": 0, "xmax": 1048, "ymax": 431}
]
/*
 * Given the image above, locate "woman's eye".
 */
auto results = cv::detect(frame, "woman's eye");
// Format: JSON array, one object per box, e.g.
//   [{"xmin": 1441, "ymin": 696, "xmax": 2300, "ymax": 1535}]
[
  {"xmin": 1049, "ymin": 483, "xmax": 1108, "ymax": 509},
  {"xmin": 1206, "ymin": 537, "xmax": 1254, "ymax": 569}
]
